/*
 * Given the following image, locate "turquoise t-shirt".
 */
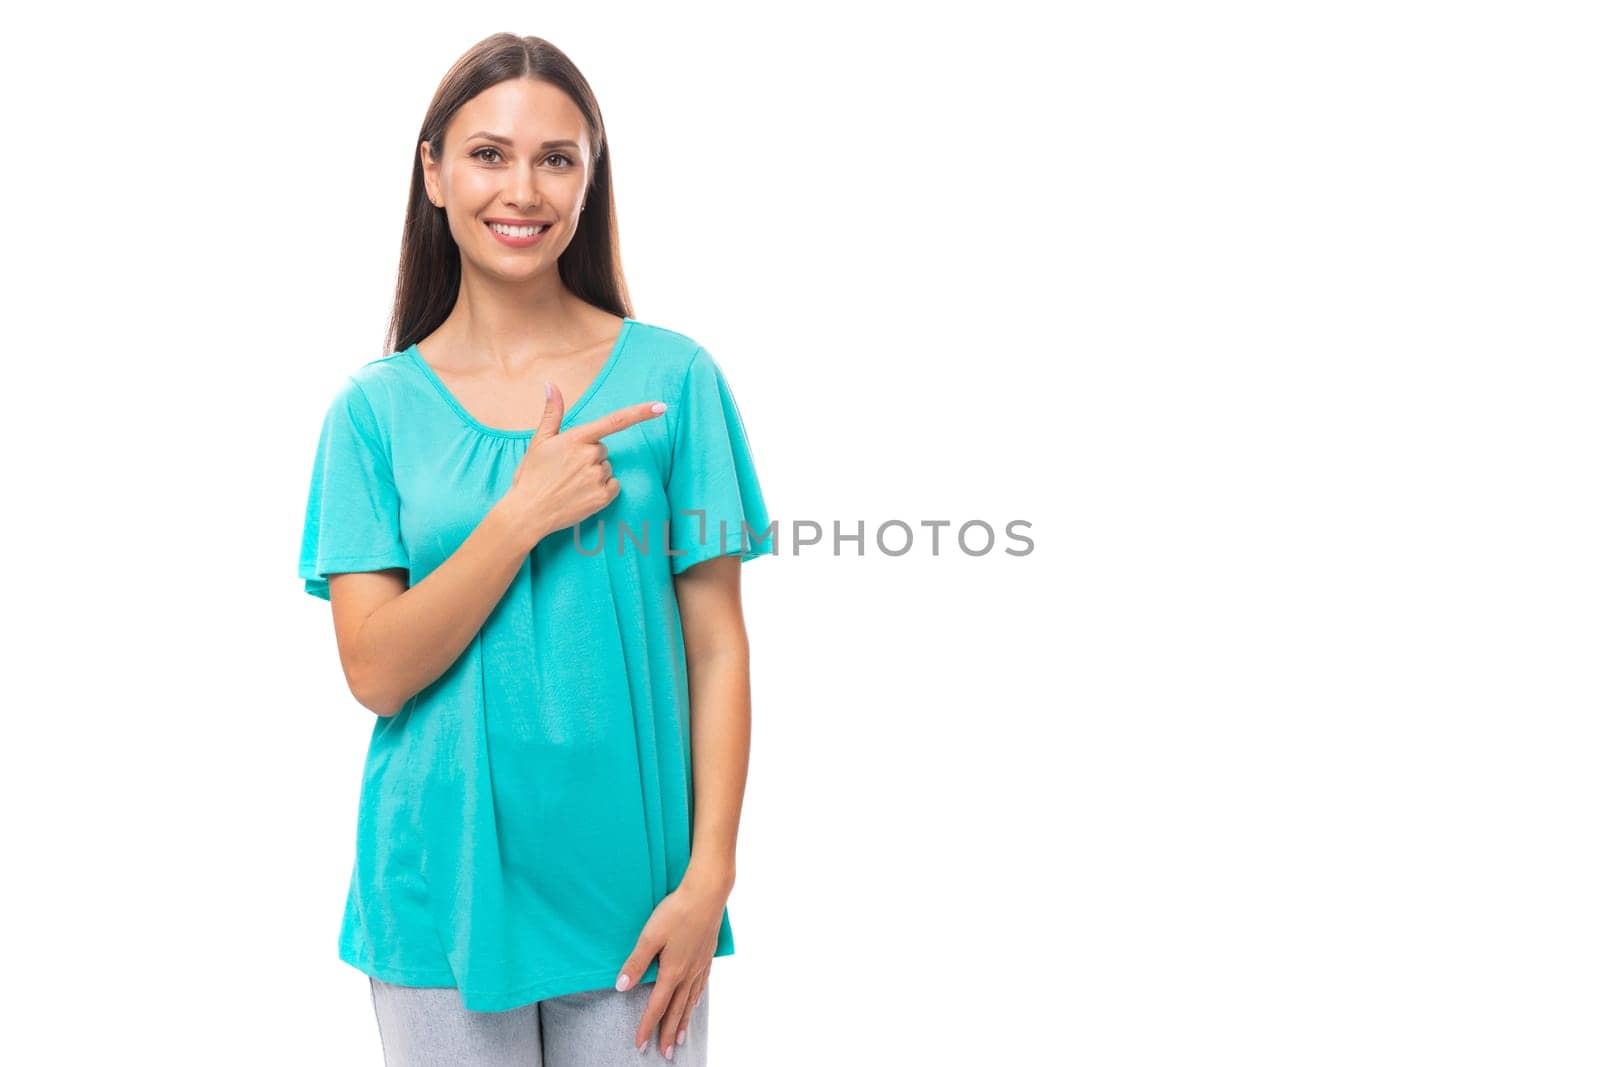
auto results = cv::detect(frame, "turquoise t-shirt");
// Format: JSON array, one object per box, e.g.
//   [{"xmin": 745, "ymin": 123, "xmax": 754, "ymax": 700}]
[{"xmin": 297, "ymin": 317, "xmax": 774, "ymax": 1012}]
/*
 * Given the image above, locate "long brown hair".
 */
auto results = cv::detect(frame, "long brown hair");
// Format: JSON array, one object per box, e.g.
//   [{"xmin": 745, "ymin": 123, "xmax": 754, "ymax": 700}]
[{"xmin": 386, "ymin": 33, "xmax": 633, "ymax": 354}]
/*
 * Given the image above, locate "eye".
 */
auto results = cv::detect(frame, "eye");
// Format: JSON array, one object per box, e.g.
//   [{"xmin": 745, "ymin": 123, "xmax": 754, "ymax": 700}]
[
  {"xmin": 471, "ymin": 147, "xmax": 503, "ymax": 163},
  {"xmin": 546, "ymin": 152, "xmax": 574, "ymax": 168}
]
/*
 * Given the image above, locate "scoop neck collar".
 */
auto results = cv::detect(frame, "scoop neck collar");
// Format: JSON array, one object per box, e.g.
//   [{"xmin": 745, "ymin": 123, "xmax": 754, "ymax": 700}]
[{"xmin": 404, "ymin": 317, "xmax": 636, "ymax": 439}]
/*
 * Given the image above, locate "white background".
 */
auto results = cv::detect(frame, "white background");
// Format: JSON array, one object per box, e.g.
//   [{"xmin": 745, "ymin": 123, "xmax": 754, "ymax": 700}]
[{"xmin": 3, "ymin": 2, "xmax": 1595, "ymax": 1064}]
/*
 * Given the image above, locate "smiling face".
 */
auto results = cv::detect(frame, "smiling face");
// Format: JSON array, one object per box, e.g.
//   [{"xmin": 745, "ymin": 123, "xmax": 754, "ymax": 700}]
[{"xmin": 421, "ymin": 77, "xmax": 594, "ymax": 282}]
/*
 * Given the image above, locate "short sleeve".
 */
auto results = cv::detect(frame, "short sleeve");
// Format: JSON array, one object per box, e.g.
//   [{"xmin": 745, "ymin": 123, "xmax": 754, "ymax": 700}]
[
  {"xmin": 665, "ymin": 347, "xmax": 775, "ymax": 575},
  {"xmin": 297, "ymin": 376, "xmax": 410, "ymax": 600}
]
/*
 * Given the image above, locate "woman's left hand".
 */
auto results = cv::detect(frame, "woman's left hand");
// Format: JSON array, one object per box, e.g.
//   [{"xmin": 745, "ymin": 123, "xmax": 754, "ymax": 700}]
[{"xmin": 617, "ymin": 870, "xmax": 731, "ymax": 1058}]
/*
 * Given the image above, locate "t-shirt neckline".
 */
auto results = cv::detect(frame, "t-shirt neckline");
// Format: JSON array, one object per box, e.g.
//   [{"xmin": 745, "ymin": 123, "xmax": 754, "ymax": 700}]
[{"xmin": 403, "ymin": 317, "xmax": 636, "ymax": 439}]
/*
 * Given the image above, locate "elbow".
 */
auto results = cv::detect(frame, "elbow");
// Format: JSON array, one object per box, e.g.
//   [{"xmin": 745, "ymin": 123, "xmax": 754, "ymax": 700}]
[
  {"xmin": 354, "ymin": 683, "xmax": 406, "ymax": 718},
  {"xmin": 360, "ymin": 691, "xmax": 407, "ymax": 718},
  {"xmin": 340, "ymin": 628, "xmax": 404, "ymax": 716},
  {"xmin": 343, "ymin": 663, "xmax": 407, "ymax": 718}
]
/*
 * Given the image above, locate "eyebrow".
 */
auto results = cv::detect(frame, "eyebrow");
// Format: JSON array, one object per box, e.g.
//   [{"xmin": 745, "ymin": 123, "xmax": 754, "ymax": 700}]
[{"xmin": 464, "ymin": 132, "xmax": 581, "ymax": 150}]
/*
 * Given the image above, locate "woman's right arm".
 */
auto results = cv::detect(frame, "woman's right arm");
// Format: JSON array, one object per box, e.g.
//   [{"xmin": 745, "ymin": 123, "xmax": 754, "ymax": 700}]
[
  {"xmin": 324, "ymin": 391, "xmax": 667, "ymax": 717},
  {"xmin": 328, "ymin": 499, "xmax": 545, "ymax": 717}
]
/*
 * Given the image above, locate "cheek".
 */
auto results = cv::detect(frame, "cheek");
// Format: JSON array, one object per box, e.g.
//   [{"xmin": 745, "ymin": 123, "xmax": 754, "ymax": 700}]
[{"xmin": 448, "ymin": 173, "xmax": 499, "ymax": 215}]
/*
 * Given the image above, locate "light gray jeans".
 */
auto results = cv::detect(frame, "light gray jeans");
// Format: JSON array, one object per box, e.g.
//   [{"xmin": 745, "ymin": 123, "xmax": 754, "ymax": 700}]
[{"xmin": 368, "ymin": 976, "xmax": 711, "ymax": 1066}]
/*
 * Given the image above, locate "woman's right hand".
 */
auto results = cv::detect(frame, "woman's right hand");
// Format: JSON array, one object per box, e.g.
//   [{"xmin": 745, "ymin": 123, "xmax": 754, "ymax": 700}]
[{"xmin": 499, "ymin": 381, "xmax": 668, "ymax": 548}]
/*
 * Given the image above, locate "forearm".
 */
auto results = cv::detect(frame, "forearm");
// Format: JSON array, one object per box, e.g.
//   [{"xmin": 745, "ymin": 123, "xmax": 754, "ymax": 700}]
[
  {"xmin": 682, "ymin": 642, "xmax": 752, "ymax": 892},
  {"xmin": 352, "ymin": 500, "xmax": 547, "ymax": 715}
]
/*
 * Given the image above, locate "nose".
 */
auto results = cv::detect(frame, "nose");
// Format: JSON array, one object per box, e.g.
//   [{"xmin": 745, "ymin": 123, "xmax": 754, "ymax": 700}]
[{"xmin": 505, "ymin": 159, "xmax": 542, "ymax": 210}]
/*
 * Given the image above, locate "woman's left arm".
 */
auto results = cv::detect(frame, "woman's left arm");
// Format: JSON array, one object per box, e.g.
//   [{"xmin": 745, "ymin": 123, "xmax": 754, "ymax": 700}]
[
  {"xmin": 676, "ymin": 553, "xmax": 752, "ymax": 893},
  {"xmin": 618, "ymin": 554, "xmax": 753, "ymax": 1058}
]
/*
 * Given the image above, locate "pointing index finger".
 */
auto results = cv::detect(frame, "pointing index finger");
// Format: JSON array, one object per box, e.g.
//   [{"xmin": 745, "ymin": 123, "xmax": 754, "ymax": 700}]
[{"xmin": 567, "ymin": 401, "xmax": 668, "ymax": 442}]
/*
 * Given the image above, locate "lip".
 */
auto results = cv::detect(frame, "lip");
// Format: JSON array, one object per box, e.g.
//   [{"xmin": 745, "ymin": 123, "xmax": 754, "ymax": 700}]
[{"xmin": 484, "ymin": 219, "xmax": 552, "ymax": 248}]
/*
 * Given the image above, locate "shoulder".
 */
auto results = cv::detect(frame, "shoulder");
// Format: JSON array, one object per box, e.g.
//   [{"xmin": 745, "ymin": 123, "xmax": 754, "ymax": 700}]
[
  {"xmin": 316, "ymin": 351, "xmax": 412, "ymax": 446},
  {"xmin": 346, "ymin": 350, "xmax": 413, "ymax": 400},
  {"xmin": 342, "ymin": 350, "xmax": 419, "ymax": 420},
  {"xmin": 624, "ymin": 318, "xmax": 710, "ymax": 377},
  {"xmin": 626, "ymin": 320, "xmax": 741, "ymax": 413}
]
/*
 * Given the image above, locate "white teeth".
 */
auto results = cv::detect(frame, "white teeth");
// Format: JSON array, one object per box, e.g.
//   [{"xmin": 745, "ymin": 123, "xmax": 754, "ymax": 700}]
[{"xmin": 489, "ymin": 222, "xmax": 549, "ymax": 237}]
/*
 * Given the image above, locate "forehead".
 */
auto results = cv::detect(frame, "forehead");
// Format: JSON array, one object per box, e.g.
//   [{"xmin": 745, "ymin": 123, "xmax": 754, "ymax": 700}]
[{"xmin": 446, "ymin": 78, "xmax": 588, "ymax": 149}]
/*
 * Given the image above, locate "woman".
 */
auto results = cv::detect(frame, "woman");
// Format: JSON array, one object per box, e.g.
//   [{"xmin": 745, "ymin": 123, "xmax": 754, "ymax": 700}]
[{"xmin": 297, "ymin": 33, "xmax": 774, "ymax": 1065}]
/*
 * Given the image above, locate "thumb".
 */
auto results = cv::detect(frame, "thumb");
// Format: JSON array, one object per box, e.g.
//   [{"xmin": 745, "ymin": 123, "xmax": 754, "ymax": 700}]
[
  {"xmin": 614, "ymin": 923, "xmax": 666, "ymax": 992},
  {"xmin": 533, "ymin": 379, "xmax": 565, "ymax": 442}
]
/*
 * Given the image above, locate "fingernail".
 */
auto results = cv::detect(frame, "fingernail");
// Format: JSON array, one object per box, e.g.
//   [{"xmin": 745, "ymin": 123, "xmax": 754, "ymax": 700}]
[
  {"xmin": 545, "ymin": 380, "xmax": 552, "ymax": 399},
  {"xmin": 665, "ymin": 1045, "xmax": 674, "ymax": 1061},
  {"xmin": 616, "ymin": 974, "xmax": 632, "ymax": 991},
  {"xmin": 650, "ymin": 402, "xmax": 667, "ymax": 413},
  {"xmin": 637, "ymin": 1039, "xmax": 647, "ymax": 1054},
  {"xmin": 677, "ymin": 1028, "xmax": 687, "ymax": 1045}
]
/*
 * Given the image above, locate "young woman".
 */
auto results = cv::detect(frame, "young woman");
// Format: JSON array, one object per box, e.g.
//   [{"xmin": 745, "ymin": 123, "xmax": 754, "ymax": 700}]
[{"xmin": 297, "ymin": 33, "xmax": 774, "ymax": 1065}]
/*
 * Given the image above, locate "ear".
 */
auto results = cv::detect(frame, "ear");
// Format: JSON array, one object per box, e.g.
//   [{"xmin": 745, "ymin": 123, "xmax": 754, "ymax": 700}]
[{"xmin": 419, "ymin": 140, "xmax": 441, "ymax": 206}]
